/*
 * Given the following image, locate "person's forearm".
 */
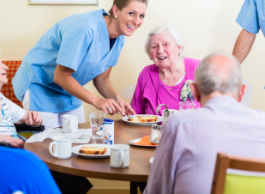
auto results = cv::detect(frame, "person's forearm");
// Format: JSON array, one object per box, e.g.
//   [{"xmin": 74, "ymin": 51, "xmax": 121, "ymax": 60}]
[
  {"xmin": 15, "ymin": 111, "xmax": 27, "ymax": 124},
  {"xmin": 55, "ymin": 75, "xmax": 100, "ymax": 106},
  {"xmin": 232, "ymin": 29, "xmax": 256, "ymax": 64},
  {"xmin": 0, "ymin": 134, "xmax": 6, "ymax": 142},
  {"xmin": 93, "ymin": 77, "xmax": 120, "ymax": 100}
]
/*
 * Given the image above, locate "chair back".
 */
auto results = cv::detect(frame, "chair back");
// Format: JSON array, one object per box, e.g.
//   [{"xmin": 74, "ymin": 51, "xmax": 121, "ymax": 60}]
[
  {"xmin": 2, "ymin": 61, "xmax": 23, "ymax": 107},
  {"xmin": 211, "ymin": 152, "xmax": 265, "ymax": 194}
]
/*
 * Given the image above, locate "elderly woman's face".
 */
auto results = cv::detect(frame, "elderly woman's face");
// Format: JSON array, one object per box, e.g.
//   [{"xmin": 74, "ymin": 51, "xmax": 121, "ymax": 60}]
[
  {"xmin": 149, "ymin": 31, "xmax": 181, "ymax": 68},
  {"xmin": 0, "ymin": 59, "xmax": 8, "ymax": 85}
]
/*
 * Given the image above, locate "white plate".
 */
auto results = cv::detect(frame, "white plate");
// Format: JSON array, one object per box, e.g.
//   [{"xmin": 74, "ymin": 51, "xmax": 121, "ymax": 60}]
[
  {"xmin": 122, "ymin": 114, "xmax": 162, "ymax": 126},
  {"xmin": 129, "ymin": 138, "xmax": 157, "ymax": 148},
  {"xmin": 149, "ymin": 157, "xmax": 154, "ymax": 164},
  {"xmin": 71, "ymin": 144, "xmax": 111, "ymax": 158}
]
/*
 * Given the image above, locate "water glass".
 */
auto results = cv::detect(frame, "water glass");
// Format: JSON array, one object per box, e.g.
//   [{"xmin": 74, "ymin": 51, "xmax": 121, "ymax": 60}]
[
  {"xmin": 179, "ymin": 101, "xmax": 194, "ymax": 111},
  {"xmin": 90, "ymin": 112, "xmax": 106, "ymax": 140}
]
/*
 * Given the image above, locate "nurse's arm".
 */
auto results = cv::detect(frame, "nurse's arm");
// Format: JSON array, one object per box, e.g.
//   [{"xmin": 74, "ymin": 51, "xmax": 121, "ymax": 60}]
[
  {"xmin": 54, "ymin": 64, "xmax": 125, "ymax": 115},
  {"xmin": 93, "ymin": 67, "xmax": 136, "ymax": 115},
  {"xmin": 232, "ymin": 29, "xmax": 256, "ymax": 64}
]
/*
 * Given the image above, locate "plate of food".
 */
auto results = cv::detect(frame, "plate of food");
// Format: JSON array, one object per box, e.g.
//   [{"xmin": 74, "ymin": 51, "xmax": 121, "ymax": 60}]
[
  {"xmin": 122, "ymin": 114, "xmax": 162, "ymax": 126},
  {"xmin": 129, "ymin": 138, "xmax": 157, "ymax": 147},
  {"xmin": 71, "ymin": 144, "xmax": 111, "ymax": 158}
]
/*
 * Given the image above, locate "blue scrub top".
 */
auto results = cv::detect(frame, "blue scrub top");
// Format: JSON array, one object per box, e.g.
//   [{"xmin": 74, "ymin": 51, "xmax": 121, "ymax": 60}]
[
  {"xmin": 13, "ymin": 9, "xmax": 125, "ymax": 113},
  {"xmin": 236, "ymin": 0, "xmax": 265, "ymax": 36}
]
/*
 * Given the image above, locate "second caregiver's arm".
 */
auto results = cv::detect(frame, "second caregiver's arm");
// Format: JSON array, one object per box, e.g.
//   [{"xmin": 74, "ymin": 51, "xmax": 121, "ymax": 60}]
[
  {"xmin": 54, "ymin": 64, "xmax": 125, "ymax": 115},
  {"xmin": 232, "ymin": 29, "xmax": 256, "ymax": 64}
]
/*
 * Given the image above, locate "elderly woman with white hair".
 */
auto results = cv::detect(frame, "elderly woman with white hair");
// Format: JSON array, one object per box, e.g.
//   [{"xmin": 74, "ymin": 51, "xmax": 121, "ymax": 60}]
[{"xmin": 131, "ymin": 26, "xmax": 201, "ymax": 115}]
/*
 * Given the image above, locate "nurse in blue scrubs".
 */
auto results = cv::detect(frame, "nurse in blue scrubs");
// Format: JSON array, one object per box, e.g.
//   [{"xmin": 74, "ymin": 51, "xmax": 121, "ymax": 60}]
[{"xmin": 13, "ymin": 0, "xmax": 148, "ymax": 130}]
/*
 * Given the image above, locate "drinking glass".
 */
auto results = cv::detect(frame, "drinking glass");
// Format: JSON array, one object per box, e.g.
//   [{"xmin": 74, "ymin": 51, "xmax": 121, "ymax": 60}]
[
  {"xmin": 179, "ymin": 101, "xmax": 194, "ymax": 111},
  {"xmin": 90, "ymin": 112, "xmax": 106, "ymax": 140}
]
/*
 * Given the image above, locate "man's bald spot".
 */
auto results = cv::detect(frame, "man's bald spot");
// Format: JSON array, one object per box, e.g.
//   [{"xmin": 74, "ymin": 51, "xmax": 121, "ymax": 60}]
[{"xmin": 204, "ymin": 54, "xmax": 239, "ymax": 81}]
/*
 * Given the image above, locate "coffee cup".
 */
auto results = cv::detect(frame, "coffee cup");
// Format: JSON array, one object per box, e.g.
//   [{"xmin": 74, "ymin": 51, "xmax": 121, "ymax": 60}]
[
  {"xmin": 110, "ymin": 144, "xmax": 130, "ymax": 168},
  {"xmin": 62, "ymin": 114, "xmax": 78, "ymax": 133},
  {"xmin": 49, "ymin": 137, "xmax": 72, "ymax": 159}
]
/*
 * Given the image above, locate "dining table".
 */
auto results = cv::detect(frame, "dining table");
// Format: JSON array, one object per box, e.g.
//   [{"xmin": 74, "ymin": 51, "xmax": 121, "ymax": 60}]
[{"xmin": 25, "ymin": 119, "xmax": 156, "ymax": 194}]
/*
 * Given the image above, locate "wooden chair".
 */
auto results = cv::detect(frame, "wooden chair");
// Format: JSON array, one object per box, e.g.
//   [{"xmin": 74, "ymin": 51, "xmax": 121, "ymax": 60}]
[{"xmin": 211, "ymin": 152, "xmax": 265, "ymax": 194}]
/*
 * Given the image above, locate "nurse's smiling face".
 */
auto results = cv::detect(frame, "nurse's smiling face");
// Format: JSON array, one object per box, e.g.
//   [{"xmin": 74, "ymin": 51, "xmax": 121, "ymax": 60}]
[{"xmin": 115, "ymin": 1, "xmax": 146, "ymax": 36}]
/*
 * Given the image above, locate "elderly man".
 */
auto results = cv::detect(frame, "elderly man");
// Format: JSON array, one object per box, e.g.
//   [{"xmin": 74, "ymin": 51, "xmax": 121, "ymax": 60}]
[{"xmin": 144, "ymin": 52, "xmax": 265, "ymax": 194}]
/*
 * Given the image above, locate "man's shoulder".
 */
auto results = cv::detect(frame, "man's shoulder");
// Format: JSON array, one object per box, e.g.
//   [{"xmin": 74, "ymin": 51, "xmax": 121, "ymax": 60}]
[
  {"xmin": 0, "ymin": 146, "xmax": 50, "ymax": 179},
  {"xmin": 167, "ymin": 108, "xmax": 207, "ymax": 126},
  {"xmin": 167, "ymin": 102, "xmax": 265, "ymax": 130},
  {"xmin": 0, "ymin": 147, "xmax": 60, "ymax": 194},
  {"xmin": 0, "ymin": 146, "xmax": 43, "ymax": 165}
]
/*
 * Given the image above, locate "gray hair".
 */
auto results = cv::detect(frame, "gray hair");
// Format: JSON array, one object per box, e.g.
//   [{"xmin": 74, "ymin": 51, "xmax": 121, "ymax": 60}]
[
  {"xmin": 195, "ymin": 52, "xmax": 242, "ymax": 97},
  {"xmin": 144, "ymin": 26, "xmax": 184, "ymax": 59}
]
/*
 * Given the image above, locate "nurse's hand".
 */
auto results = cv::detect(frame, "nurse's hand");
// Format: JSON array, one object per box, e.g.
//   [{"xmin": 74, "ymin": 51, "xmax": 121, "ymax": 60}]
[
  {"xmin": 94, "ymin": 98, "xmax": 126, "ymax": 115},
  {"xmin": 115, "ymin": 97, "xmax": 136, "ymax": 116}
]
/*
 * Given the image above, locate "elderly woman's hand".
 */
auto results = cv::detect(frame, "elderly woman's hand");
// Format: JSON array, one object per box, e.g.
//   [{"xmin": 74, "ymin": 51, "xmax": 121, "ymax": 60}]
[
  {"xmin": 0, "ymin": 134, "xmax": 24, "ymax": 148},
  {"xmin": 24, "ymin": 111, "xmax": 42, "ymax": 126}
]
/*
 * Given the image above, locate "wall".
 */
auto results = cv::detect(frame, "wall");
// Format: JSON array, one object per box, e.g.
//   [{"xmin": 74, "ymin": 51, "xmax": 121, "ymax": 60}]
[
  {"xmin": 1, "ymin": 0, "xmax": 265, "ymax": 190},
  {"xmin": 1, "ymin": 0, "xmax": 265, "ymax": 115}
]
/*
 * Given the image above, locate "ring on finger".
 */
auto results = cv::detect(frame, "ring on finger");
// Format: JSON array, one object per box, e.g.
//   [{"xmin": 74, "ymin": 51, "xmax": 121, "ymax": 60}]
[{"xmin": 108, "ymin": 107, "xmax": 112, "ymax": 112}]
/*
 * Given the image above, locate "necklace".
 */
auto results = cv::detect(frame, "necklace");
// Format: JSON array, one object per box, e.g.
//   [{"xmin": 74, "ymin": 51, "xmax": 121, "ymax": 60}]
[{"xmin": 159, "ymin": 81, "xmax": 185, "ymax": 90}]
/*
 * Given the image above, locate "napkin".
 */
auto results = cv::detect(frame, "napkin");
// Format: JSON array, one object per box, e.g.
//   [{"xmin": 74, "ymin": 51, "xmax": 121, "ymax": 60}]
[
  {"xmin": 26, "ymin": 128, "xmax": 92, "ymax": 144},
  {"xmin": 134, "ymin": 136, "xmax": 157, "ymax": 146}
]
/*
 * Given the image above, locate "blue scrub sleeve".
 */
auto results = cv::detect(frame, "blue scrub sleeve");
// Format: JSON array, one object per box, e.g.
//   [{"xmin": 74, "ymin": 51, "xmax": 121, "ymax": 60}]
[
  {"xmin": 57, "ymin": 28, "xmax": 93, "ymax": 71},
  {"xmin": 236, "ymin": 0, "xmax": 260, "ymax": 34}
]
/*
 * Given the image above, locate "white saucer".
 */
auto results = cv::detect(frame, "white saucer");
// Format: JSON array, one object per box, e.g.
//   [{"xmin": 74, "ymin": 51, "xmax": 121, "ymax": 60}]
[
  {"xmin": 53, "ymin": 155, "xmax": 71, "ymax": 159},
  {"xmin": 71, "ymin": 144, "xmax": 111, "ymax": 158}
]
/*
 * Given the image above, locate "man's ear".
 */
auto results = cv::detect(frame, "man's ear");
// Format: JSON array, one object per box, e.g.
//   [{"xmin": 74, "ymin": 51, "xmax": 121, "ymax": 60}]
[
  {"xmin": 237, "ymin": 84, "xmax": 247, "ymax": 102},
  {"xmin": 190, "ymin": 82, "xmax": 201, "ymax": 103}
]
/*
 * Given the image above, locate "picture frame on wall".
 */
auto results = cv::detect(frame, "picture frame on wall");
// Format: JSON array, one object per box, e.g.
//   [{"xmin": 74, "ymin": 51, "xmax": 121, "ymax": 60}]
[{"xmin": 29, "ymin": 0, "xmax": 98, "ymax": 5}]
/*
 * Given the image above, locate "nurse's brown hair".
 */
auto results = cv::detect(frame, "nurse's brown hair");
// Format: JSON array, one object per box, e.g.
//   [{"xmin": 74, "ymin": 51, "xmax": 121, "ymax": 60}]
[{"xmin": 108, "ymin": 0, "xmax": 148, "ymax": 16}]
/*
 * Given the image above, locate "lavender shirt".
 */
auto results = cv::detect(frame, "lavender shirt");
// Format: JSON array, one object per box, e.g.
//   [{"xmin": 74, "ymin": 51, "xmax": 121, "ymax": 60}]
[
  {"xmin": 144, "ymin": 96, "xmax": 265, "ymax": 194},
  {"xmin": 130, "ymin": 58, "xmax": 201, "ymax": 115}
]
